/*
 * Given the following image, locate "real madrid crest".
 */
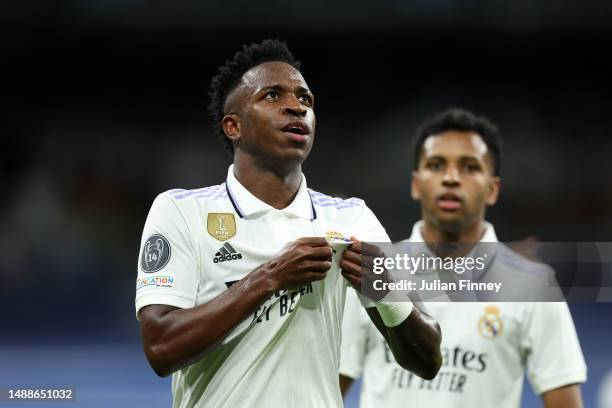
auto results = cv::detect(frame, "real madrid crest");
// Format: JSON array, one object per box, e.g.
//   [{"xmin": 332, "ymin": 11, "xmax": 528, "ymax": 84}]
[
  {"xmin": 478, "ymin": 305, "xmax": 503, "ymax": 339},
  {"xmin": 207, "ymin": 213, "xmax": 236, "ymax": 241},
  {"xmin": 325, "ymin": 230, "xmax": 346, "ymax": 241}
]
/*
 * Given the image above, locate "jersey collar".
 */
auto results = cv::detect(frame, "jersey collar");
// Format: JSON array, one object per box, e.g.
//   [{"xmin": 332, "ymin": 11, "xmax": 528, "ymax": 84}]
[
  {"xmin": 407, "ymin": 220, "xmax": 498, "ymax": 243},
  {"xmin": 225, "ymin": 164, "xmax": 316, "ymax": 220},
  {"xmin": 404, "ymin": 220, "xmax": 498, "ymax": 280}
]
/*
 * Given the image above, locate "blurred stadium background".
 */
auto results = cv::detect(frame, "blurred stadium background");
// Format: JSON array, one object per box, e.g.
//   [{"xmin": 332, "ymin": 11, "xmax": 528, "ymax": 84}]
[{"xmin": 2, "ymin": 1, "xmax": 612, "ymax": 407}]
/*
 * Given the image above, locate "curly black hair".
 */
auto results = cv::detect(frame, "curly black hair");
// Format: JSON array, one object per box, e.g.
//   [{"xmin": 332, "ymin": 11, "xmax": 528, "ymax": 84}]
[
  {"xmin": 412, "ymin": 108, "xmax": 503, "ymax": 176},
  {"xmin": 207, "ymin": 39, "xmax": 301, "ymax": 154}
]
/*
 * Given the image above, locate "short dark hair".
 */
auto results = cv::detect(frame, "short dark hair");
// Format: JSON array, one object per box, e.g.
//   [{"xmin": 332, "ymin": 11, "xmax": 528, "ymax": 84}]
[
  {"xmin": 412, "ymin": 108, "xmax": 503, "ymax": 176},
  {"xmin": 207, "ymin": 39, "xmax": 301, "ymax": 154}
]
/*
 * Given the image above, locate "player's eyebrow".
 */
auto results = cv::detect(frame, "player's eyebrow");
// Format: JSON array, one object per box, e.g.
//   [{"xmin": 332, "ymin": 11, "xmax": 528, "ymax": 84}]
[
  {"xmin": 425, "ymin": 154, "xmax": 483, "ymax": 162},
  {"xmin": 258, "ymin": 84, "xmax": 313, "ymax": 96},
  {"xmin": 459, "ymin": 155, "xmax": 483, "ymax": 162},
  {"xmin": 258, "ymin": 84, "xmax": 283, "ymax": 93}
]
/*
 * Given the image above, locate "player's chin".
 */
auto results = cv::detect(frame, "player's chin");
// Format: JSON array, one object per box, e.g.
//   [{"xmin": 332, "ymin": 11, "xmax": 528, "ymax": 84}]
[
  {"xmin": 277, "ymin": 145, "xmax": 312, "ymax": 163},
  {"xmin": 436, "ymin": 206, "xmax": 464, "ymax": 218},
  {"xmin": 435, "ymin": 210, "xmax": 466, "ymax": 228}
]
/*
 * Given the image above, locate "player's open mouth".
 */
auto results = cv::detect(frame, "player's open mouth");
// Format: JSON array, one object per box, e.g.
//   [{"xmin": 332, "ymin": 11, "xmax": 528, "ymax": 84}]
[
  {"xmin": 437, "ymin": 192, "xmax": 462, "ymax": 211},
  {"xmin": 281, "ymin": 121, "xmax": 310, "ymax": 142}
]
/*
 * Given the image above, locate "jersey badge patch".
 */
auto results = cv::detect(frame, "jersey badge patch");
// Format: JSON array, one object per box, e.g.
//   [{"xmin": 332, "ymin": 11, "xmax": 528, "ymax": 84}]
[
  {"xmin": 141, "ymin": 234, "xmax": 171, "ymax": 273},
  {"xmin": 478, "ymin": 305, "xmax": 504, "ymax": 338},
  {"xmin": 325, "ymin": 230, "xmax": 346, "ymax": 241},
  {"xmin": 137, "ymin": 275, "xmax": 174, "ymax": 290},
  {"xmin": 207, "ymin": 213, "xmax": 236, "ymax": 241}
]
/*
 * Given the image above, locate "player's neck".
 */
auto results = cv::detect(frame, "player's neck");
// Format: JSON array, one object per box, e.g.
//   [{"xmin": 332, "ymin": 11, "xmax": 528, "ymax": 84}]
[
  {"xmin": 232, "ymin": 156, "xmax": 303, "ymax": 210},
  {"xmin": 421, "ymin": 219, "xmax": 486, "ymax": 244}
]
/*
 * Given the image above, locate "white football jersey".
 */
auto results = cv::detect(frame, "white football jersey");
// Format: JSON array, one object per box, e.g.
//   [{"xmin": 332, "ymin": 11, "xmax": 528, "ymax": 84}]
[
  {"xmin": 135, "ymin": 165, "xmax": 390, "ymax": 408},
  {"xmin": 340, "ymin": 221, "xmax": 587, "ymax": 408}
]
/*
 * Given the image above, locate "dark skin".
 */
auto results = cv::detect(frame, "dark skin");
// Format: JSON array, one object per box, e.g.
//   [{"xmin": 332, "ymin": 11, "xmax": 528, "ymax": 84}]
[
  {"xmin": 339, "ymin": 239, "xmax": 442, "ymax": 394},
  {"xmin": 411, "ymin": 131, "xmax": 499, "ymax": 244},
  {"xmin": 139, "ymin": 62, "xmax": 442, "ymax": 382},
  {"xmin": 341, "ymin": 238, "xmax": 442, "ymax": 381},
  {"xmin": 340, "ymin": 130, "xmax": 582, "ymax": 406}
]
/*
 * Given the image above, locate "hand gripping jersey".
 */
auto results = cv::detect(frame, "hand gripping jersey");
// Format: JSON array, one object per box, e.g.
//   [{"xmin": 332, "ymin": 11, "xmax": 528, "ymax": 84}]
[
  {"xmin": 340, "ymin": 221, "xmax": 587, "ymax": 408},
  {"xmin": 135, "ymin": 165, "xmax": 390, "ymax": 408}
]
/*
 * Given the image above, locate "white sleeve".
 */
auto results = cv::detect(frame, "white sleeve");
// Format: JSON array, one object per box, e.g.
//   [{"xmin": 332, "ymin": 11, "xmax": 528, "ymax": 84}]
[
  {"xmin": 135, "ymin": 194, "xmax": 199, "ymax": 319},
  {"xmin": 357, "ymin": 204, "xmax": 391, "ymax": 243},
  {"xmin": 340, "ymin": 288, "xmax": 371, "ymax": 379},
  {"xmin": 522, "ymin": 302, "xmax": 587, "ymax": 394}
]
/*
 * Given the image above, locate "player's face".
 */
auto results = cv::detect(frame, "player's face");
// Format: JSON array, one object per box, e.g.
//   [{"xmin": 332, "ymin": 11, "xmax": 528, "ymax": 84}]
[
  {"xmin": 223, "ymin": 61, "xmax": 315, "ymax": 166},
  {"xmin": 411, "ymin": 131, "xmax": 500, "ymax": 234}
]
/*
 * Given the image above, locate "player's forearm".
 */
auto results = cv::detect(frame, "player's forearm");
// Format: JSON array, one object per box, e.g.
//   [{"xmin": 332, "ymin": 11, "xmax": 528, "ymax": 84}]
[
  {"xmin": 542, "ymin": 384, "xmax": 583, "ymax": 408},
  {"xmin": 141, "ymin": 267, "xmax": 274, "ymax": 377},
  {"xmin": 367, "ymin": 307, "xmax": 442, "ymax": 380}
]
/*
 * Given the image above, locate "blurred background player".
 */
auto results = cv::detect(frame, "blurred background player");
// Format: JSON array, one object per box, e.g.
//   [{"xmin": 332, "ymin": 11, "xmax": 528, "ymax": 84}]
[
  {"xmin": 339, "ymin": 108, "xmax": 587, "ymax": 408},
  {"xmin": 135, "ymin": 39, "xmax": 441, "ymax": 407}
]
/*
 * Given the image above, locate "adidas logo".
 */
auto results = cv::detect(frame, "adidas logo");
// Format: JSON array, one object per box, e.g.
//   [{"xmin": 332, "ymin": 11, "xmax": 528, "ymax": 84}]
[{"xmin": 213, "ymin": 242, "xmax": 243, "ymax": 264}]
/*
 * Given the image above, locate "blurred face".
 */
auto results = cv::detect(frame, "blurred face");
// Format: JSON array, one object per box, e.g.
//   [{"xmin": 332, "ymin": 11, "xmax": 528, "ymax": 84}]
[
  {"xmin": 411, "ymin": 131, "xmax": 500, "ymax": 234},
  {"xmin": 222, "ymin": 61, "xmax": 316, "ymax": 166}
]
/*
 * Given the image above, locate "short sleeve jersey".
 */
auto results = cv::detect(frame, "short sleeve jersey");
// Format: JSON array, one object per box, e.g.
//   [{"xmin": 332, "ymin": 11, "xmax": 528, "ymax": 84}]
[
  {"xmin": 340, "ymin": 221, "xmax": 587, "ymax": 408},
  {"xmin": 135, "ymin": 165, "xmax": 390, "ymax": 408}
]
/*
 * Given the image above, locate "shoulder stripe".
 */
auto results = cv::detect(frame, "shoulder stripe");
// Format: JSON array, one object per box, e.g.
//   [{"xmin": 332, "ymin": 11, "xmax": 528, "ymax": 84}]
[
  {"xmin": 169, "ymin": 184, "xmax": 226, "ymax": 200},
  {"xmin": 191, "ymin": 190, "xmax": 228, "ymax": 201},
  {"xmin": 169, "ymin": 185, "xmax": 222, "ymax": 195},
  {"xmin": 308, "ymin": 189, "xmax": 364, "ymax": 209}
]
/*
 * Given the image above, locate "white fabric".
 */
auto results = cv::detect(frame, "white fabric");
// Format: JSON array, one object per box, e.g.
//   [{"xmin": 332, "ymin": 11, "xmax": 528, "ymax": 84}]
[
  {"xmin": 375, "ymin": 302, "xmax": 414, "ymax": 327},
  {"xmin": 340, "ymin": 221, "xmax": 587, "ymax": 408},
  {"xmin": 135, "ymin": 165, "xmax": 390, "ymax": 408}
]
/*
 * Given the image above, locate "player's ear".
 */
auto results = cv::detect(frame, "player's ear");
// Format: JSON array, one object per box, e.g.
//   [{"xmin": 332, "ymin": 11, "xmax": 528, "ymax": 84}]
[
  {"xmin": 411, "ymin": 171, "xmax": 421, "ymax": 201},
  {"xmin": 486, "ymin": 176, "xmax": 500, "ymax": 205},
  {"xmin": 222, "ymin": 114, "xmax": 241, "ymax": 143}
]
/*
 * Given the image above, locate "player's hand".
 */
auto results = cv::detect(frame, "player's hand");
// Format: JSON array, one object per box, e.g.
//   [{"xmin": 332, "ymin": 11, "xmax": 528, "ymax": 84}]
[
  {"xmin": 260, "ymin": 237, "xmax": 333, "ymax": 291},
  {"xmin": 340, "ymin": 236, "xmax": 389, "ymax": 300}
]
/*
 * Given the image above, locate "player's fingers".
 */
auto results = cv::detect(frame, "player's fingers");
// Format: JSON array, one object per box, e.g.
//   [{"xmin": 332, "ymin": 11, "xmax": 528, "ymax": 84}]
[
  {"xmin": 305, "ymin": 271, "xmax": 328, "ymax": 282},
  {"xmin": 360, "ymin": 241, "xmax": 385, "ymax": 259},
  {"xmin": 341, "ymin": 270, "xmax": 361, "ymax": 288},
  {"xmin": 343, "ymin": 250, "xmax": 374, "ymax": 269},
  {"xmin": 307, "ymin": 246, "xmax": 334, "ymax": 260},
  {"xmin": 298, "ymin": 237, "xmax": 330, "ymax": 247},
  {"xmin": 348, "ymin": 237, "xmax": 362, "ymax": 253},
  {"xmin": 348, "ymin": 237, "xmax": 385, "ymax": 259},
  {"xmin": 342, "ymin": 249, "xmax": 361, "ymax": 264},
  {"xmin": 340, "ymin": 258, "xmax": 361, "ymax": 276},
  {"xmin": 301, "ymin": 260, "xmax": 332, "ymax": 272}
]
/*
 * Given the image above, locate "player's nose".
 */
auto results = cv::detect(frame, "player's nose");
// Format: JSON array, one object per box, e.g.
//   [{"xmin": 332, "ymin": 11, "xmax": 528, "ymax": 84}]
[
  {"xmin": 442, "ymin": 166, "xmax": 460, "ymax": 186},
  {"xmin": 283, "ymin": 96, "xmax": 307, "ymax": 116}
]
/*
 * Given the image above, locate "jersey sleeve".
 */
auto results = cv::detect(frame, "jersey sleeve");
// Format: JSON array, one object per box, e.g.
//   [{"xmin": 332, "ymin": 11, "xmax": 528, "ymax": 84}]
[
  {"xmin": 357, "ymin": 204, "xmax": 391, "ymax": 243},
  {"xmin": 521, "ymin": 302, "xmax": 587, "ymax": 394},
  {"xmin": 340, "ymin": 288, "xmax": 371, "ymax": 379},
  {"xmin": 135, "ymin": 194, "xmax": 199, "ymax": 319}
]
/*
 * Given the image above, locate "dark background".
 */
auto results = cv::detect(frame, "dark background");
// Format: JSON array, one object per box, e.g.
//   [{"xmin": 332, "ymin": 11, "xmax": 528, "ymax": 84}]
[{"xmin": 2, "ymin": 2, "xmax": 612, "ymax": 407}]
